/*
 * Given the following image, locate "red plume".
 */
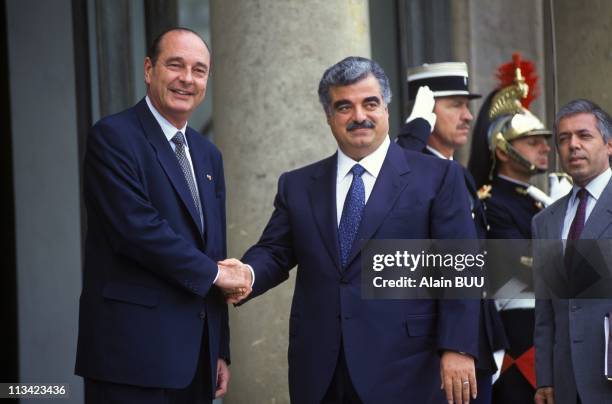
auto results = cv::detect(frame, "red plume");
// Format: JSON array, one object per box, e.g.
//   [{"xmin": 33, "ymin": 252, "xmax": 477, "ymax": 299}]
[{"xmin": 495, "ymin": 52, "xmax": 539, "ymax": 109}]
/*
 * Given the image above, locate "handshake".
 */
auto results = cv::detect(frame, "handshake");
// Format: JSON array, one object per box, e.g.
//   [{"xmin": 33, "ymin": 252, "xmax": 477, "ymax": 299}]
[{"xmin": 214, "ymin": 258, "xmax": 253, "ymax": 304}]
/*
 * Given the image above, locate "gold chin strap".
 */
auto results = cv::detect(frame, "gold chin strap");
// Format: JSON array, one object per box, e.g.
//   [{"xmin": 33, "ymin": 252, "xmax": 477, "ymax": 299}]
[
  {"xmin": 485, "ymin": 66, "xmax": 551, "ymax": 179},
  {"xmin": 491, "ymin": 132, "xmax": 539, "ymax": 175}
]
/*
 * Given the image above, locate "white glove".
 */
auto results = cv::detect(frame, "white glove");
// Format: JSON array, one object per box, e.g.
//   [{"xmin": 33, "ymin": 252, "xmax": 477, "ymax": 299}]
[
  {"xmin": 526, "ymin": 185, "xmax": 553, "ymax": 207},
  {"xmin": 406, "ymin": 85, "xmax": 436, "ymax": 129},
  {"xmin": 548, "ymin": 173, "xmax": 572, "ymax": 202}
]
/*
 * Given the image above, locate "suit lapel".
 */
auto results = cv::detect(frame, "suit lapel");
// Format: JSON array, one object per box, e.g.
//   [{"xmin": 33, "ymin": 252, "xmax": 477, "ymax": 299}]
[
  {"xmin": 345, "ymin": 142, "xmax": 411, "ymax": 268},
  {"xmin": 463, "ymin": 167, "xmax": 477, "ymax": 195},
  {"xmin": 135, "ymin": 99, "xmax": 203, "ymax": 234},
  {"xmin": 546, "ymin": 194, "xmax": 570, "ymax": 280},
  {"xmin": 547, "ymin": 195, "xmax": 568, "ymax": 239},
  {"xmin": 582, "ymin": 178, "xmax": 612, "ymax": 239},
  {"xmin": 308, "ymin": 154, "xmax": 342, "ymax": 273},
  {"xmin": 187, "ymin": 129, "xmax": 215, "ymax": 241}
]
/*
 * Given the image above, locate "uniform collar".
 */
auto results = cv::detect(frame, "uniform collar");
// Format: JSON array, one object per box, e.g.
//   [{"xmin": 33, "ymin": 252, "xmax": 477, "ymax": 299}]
[{"xmin": 497, "ymin": 174, "xmax": 530, "ymax": 188}]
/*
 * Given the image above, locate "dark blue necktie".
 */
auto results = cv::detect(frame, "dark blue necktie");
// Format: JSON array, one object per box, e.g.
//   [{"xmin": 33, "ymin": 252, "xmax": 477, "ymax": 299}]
[
  {"xmin": 339, "ymin": 164, "xmax": 366, "ymax": 268},
  {"xmin": 172, "ymin": 132, "xmax": 204, "ymax": 231}
]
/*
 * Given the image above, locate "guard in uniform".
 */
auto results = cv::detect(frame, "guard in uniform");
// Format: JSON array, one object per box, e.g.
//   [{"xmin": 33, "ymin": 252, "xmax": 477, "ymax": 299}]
[
  {"xmin": 467, "ymin": 53, "xmax": 555, "ymax": 404},
  {"xmin": 396, "ymin": 62, "xmax": 508, "ymax": 404}
]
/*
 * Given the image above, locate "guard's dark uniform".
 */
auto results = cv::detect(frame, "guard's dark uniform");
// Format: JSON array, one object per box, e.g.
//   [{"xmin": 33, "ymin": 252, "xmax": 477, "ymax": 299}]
[
  {"xmin": 484, "ymin": 175, "xmax": 543, "ymax": 403},
  {"xmin": 397, "ymin": 118, "xmax": 508, "ymax": 404},
  {"xmin": 465, "ymin": 54, "xmax": 552, "ymax": 404},
  {"xmin": 486, "ymin": 176, "xmax": 541, "ymax": 239}
]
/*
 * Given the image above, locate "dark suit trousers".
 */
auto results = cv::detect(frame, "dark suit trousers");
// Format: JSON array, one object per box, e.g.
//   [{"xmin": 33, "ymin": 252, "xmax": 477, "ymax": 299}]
[
  {"xmin": 322, "ymin": 342, "xmax": 363, "ymax": 404},
  {"xmin": 85, "ymin": 327, "xmax": 212, "ymax": 404},
  {"xmin": 472, "ymin": 371, "xmax": 492, "ymax": 404}
]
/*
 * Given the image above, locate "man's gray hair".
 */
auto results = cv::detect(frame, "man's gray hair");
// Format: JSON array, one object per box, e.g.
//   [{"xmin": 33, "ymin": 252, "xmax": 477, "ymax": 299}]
[
  {"xmin": 553, "ymin": 99, "xmax": 612, "ymax": 143},
  {"xmin": 318, "ymin": 56, "xmax": 392, "ymax": 116}
]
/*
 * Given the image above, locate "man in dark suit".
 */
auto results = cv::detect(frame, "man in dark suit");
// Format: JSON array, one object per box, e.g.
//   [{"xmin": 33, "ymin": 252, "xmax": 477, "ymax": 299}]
[
  {"xmin": 533, "ymin": 99, "xmax": 612, "ymax": 404},
  {"xmin": 221, "ymin": 57, "xmax": 480, "ymax": 404},
  {"xmin": 396, "ymin": 63, "xmax": 508, "ymax": 404},
  {"xmin": 75, "ymin": 27, "xmax": 251, "ymax": 403}
]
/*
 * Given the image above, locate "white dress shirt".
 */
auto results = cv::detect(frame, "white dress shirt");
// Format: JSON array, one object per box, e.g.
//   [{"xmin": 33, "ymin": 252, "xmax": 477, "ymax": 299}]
[
  {"xmin": 562, "ymin": 168, "xmax": 612, "ymax": 240},
  {"xmin": 145, "ymin": 96, "xmax": 199, "ymax": 189},
  {"xmin": 426, "ymin": 145, "xmax": 453, "ymax": 160},
  {"xmin": 146, "ymin": 96, "xmax": 233, "ymax": 284},
  {"xmin": 336, "ymin": 135, "xmax": 390, "ymax": 226}
]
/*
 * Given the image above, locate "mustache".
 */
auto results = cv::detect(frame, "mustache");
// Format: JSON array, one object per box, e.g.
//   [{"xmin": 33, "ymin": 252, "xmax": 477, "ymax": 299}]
[
  {"xmin": 347, "ymin": 120, "xmax": 375, "ymax": 131},
  {"xmin": 457, "ymin": 124, "xmax": 470, "ymax": 130}
]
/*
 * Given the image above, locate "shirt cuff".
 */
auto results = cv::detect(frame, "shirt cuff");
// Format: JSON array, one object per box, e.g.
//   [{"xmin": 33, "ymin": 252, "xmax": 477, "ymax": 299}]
[
  {"xmin": 213, "ymin": 266, "xmax": 220, "ymax": 284},
  {"xmin": 245, "ymin": 264, "xmax": 255, "ymax": 287}
]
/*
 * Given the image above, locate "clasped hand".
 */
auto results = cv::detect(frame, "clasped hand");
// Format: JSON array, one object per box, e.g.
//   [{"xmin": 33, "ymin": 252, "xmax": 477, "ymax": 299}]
[{"xmin": 215, "ymin": 258, "xmax": 252, "ymax": 303}]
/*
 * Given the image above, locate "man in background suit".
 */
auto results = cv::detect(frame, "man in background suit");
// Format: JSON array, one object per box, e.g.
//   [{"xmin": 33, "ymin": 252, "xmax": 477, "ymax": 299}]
[
  {"xmin": 533, "ymin": 99, "xmax": 612, "ymax": 404},
  {"xmin": 75, "ymin": 28, "xmax": 251, "ymax": 403},
  {"xmin": 221, "ymin": 56, "xmax": 480, "ymax": 404},
  {"xmin": 396, "ymin": 63, "xmax": 508, "ymax": 404}
]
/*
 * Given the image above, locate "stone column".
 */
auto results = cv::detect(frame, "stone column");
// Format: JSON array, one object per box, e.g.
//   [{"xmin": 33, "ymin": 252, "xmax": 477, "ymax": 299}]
[
  {"xmin": 550, "ymin": 0, "xmax": 612, "ymax": 112},
  {"xmin": 210, "ymin": 1, "xmax": 370, "ymax": 402},
  {"xmin": 540, "ymin": 0, "xmax": 612, "ymax": 171},
  {"xmin": 452, "ymin": 0, "xmax": 548, "ymax": 178}
]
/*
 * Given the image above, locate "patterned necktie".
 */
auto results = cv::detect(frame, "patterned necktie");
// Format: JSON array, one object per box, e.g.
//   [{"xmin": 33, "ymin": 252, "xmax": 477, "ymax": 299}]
[
  {"xmin": 339, "ymin": 164, "xmax": 366, "ymax": 269},
  {"xmin": 171, "ymin": 132, "xmax": 204, "ymax": 229},
  {"xmin": 568, "ymin": 188, "xmax": 588, "ymax": 240}
]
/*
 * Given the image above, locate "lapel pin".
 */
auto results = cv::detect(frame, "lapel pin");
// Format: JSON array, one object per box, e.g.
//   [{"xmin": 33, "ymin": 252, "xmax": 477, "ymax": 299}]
[{"xmin": 206, "ymin": 174, "xmax": 212, "ymax": 181}]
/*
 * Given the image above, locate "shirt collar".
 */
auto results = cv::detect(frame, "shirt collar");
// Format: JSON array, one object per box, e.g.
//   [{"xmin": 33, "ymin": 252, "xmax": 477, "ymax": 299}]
[
  {"xmin": 337, "ymin": 135, "xmax": 390, "ymax": 181},
  {"xmin": 145, "ymin": 96, "xmax": 189, "ymax": 144},
  {"xmin": 570, "ymin": 167, "xmax": 612, "ymax": 203},
  {"xmin": 426, "ymin": 145, "xmax": 453, "ymax": 160}
]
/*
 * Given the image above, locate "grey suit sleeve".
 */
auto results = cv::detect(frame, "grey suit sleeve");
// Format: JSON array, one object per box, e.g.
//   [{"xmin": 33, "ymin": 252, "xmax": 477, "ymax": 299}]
[{"xmin": 533, "ymin": 216, "xmax": 555, "ymax": 387}]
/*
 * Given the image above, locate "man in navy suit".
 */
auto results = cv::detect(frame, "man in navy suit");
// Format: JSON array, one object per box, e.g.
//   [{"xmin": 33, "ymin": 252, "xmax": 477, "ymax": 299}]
[
  {"xmin": 394, "ymin": 63, "xmax": 509, "ymax": 404},
  {"xmin": 75, "ymin": 28, "xmax": 251, "ymax": 403},
  {"xmin": 221, "ymin": 57, "xmax": 480, "ymax": 404}
]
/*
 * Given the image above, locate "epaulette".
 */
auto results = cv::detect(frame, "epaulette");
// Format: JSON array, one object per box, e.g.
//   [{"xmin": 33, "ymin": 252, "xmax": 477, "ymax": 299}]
[
  {"xmin": 514, "ymin": 186, "xmax": 528, "ymax": 196},
  {"xmin": 477, "ymin": 184, "xmax": 492, "ymax": 200}
]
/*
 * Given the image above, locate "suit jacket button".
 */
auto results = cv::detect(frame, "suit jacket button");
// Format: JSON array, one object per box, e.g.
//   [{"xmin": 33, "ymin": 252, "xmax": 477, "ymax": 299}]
[
  {"xmin": 340, "ymin": 278, "xmax": 349, "ymax": 284},
  {"xmin": 199, "ymin": 310, "xmax": 206, "ymax": 319}
]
